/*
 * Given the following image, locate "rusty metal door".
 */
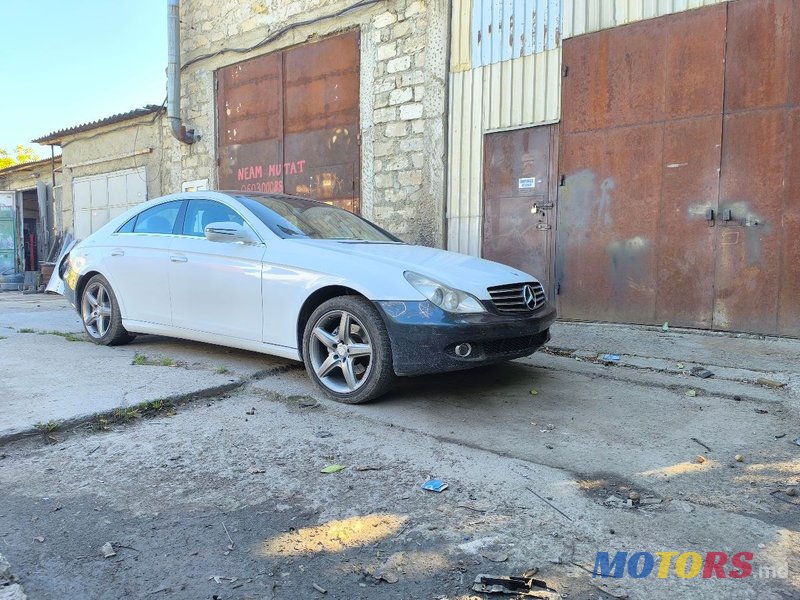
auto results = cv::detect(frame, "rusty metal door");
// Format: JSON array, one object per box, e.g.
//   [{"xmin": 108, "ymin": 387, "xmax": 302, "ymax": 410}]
[
  {"xmin": 216, "ymin": 30, "xmax": 361, "ymax": 213},
  {"xmin": 558, "ymin": 0, "xmax": 800, "ymax": 336},
  {"xmin": 558, "ymin": 5, "xmax": 726, "ymax": 327},
  {"xmin": 714, "ymin": 0, "xmax": 800, "ymax": 335},
  {"xmin": 482, "ymin": 126, "xmax": 556, "ymax": 293}
]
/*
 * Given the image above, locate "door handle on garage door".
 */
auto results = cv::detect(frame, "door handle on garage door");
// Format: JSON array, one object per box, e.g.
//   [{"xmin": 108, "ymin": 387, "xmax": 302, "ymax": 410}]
[
  {"xmin": 111, "ymin": 248, "xmax": 125, "ymax": 256},
  {"xmin": 170, "ymin": 255, "xmax": 188, "ymax": 263}
]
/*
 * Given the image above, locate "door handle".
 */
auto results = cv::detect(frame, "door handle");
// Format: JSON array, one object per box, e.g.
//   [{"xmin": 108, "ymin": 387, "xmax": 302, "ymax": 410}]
[
  {"xmin": 170, "ymin": 255, "xmax": 188, "ymax": 263},
  {"xmin": 111, "ymin": 248, "xmax": 125, "ymax": 256}
]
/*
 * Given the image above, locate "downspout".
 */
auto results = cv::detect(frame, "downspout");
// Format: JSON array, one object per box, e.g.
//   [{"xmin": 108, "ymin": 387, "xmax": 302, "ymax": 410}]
[{"xmin": 167, "ymin": 0, "xmax": 198, "ymax": 144}]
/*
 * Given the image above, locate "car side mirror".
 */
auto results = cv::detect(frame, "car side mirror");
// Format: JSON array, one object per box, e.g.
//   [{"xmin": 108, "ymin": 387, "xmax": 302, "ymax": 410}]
[{"xmin": 204, "ymin": 222, "xmax": 259, "ymax": 245}]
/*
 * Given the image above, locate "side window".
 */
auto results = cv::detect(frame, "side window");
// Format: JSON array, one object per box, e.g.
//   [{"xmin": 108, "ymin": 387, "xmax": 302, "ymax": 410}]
[
  {"xmin": 132, "ymin": 201, "xmax": 182, "ymax": 234},
  {"xmin": 182, "ymin": 200, "xmax": 245, "ymax": 237},
  {"xmin": 116, "ymin": 215, "xmax": 137, "ymax": 233}
]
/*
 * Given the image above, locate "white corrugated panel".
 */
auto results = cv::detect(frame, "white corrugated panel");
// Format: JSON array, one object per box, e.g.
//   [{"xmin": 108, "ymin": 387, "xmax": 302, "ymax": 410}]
[
  {"xmin": 447, "ymin": 47, "xmax": 560, "ymax": 255},
  {"xmin": 562, "ymin": 0, "xmax": 729, "ymax": 38},
  {"xmin": 471, "ymin": 0, "xmax": 561, "ymax": 68}
]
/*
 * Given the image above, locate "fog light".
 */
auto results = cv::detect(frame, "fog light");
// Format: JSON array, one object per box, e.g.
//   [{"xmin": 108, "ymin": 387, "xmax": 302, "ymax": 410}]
[{"xmin": 454, "ymin": 343, "xmax": 472, "ymax": 357}]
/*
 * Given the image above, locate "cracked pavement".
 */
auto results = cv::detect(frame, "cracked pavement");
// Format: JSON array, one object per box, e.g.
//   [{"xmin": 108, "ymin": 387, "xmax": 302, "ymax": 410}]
[{"xmin": 0, "ymin": 292, "xmax": 798, "ymax": 599}]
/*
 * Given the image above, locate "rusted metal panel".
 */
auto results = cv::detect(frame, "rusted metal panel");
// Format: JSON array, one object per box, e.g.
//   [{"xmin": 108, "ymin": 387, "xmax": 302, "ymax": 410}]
[
  {"xmin": 779, "ymin": 108, "xmax": 800, "ymax": 336},
  {"xmin": 216, "ymin": 31, "xmax": 360, "ymax": 212},
  {"xmin": 283, "ymin": 31, "xmax": 360, "ymax": 211},
  {"xmin": 482, "ymin": 126, "xmax": 555, "ymax": 290},
  {"xmin": 724, "ymin": 0, "xmax": 793, "ymax": 112},
  {"xmin": 655, "ymin": 117, "xmax": 721, "ymax": 329},
  {"xmin": 562, "ymin": 0, "xmax": 729, "ymax": 39},
  {"xmin": 558, "ymin": 4, "xmax": 727, "ymax": 326},
  {"xmin": 714, "ymin": 110, "xmax": 785, "ymax": 334},
  {"xmin": 557, "ymin": 125, "xmax": 663, "ymax": 324},
  {"xmin": 560, "ymin": 14, "xmax": 678, "ymax": 132},
  {"xmin": 217, "ymin": 52, "xmax": 283, "ymax": 191}
]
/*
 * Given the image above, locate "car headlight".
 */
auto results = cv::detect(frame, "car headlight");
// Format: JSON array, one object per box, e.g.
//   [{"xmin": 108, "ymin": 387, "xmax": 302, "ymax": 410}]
[{"xmin": 403, "ymin": 271, "xmax": 486, "ymax": 314}]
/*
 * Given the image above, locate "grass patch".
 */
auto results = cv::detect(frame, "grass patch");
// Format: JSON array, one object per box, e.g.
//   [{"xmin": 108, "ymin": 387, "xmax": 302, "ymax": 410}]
[
  {"xmin": 215, "ymin": 366, "xmax": 230, "ymax": 374},
  {"xmin": 131, "ymin": 352, "xmax": 178, "ymax": 367},
  {"xmin": 113, "ymin": 407, "xmax": 141, "ymax": 422},
  {"xmin": 40, "ymin": 330, "xmax": 84, "ymax": 342},
  {"xmin": 98, "ymin": 398, "xmax": 175, "ymax": 431},
  {"xmin": 0, "ymin": 336, "xmax": 6, "ymax": 341},
  {"xmin": 17, "ymin": 328, "xmax": 35, "ymax": 333}
]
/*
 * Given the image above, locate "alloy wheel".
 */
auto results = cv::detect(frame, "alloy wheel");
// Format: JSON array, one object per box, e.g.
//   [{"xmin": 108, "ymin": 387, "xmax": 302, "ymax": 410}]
[
  {"xmin": 82, "ymin": 281, "xmax": 113, "ymax": 339},
  {"xmin": 308, "ymin": 310, "xmax": 373, "ymax": 393}
]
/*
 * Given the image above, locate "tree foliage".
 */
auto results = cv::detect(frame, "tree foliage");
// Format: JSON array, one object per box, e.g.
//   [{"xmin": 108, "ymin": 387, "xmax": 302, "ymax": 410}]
[{"xmin": 0, "ymin": 146, "xmax": 40, "ymax": 170}]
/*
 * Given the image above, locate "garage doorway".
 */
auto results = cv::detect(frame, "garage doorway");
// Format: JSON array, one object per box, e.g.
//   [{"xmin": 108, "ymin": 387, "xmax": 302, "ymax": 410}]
[
  {"xmin": 557, "ymin": 0, "xmax": 800, "ymax": 336},
  {"xmin": 216, "ymin": 30, "xmax": 361, "ymax": 213},
  {"xmin": 482, "ymin": 125, "xmax": 557, "ymax": 294}
]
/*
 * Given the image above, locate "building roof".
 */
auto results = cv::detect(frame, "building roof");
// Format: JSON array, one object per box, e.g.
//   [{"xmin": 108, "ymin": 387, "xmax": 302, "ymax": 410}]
[
  {"xmin": 32, "ymin": 105, "xmax": 164, "ymax": 145},
  {"xmin": 0, "ymin": 155, "xmax": 62, "ymax": 177}
]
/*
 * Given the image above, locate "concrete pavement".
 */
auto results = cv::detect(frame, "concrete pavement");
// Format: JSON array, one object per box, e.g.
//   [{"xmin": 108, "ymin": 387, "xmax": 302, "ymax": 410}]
[{"xmin": 0, "ymin": 290, "xmax": 798, "ymax": 599}]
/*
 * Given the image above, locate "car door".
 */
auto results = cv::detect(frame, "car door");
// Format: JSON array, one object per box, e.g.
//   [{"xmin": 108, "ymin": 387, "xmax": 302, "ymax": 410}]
[
  {"xmin": 168, "ymin": 199, "xmax": 266, "ymax": 341},
  {"xmin": 106, "ymin": 200, "xmax": 182, "ymax": 325}
]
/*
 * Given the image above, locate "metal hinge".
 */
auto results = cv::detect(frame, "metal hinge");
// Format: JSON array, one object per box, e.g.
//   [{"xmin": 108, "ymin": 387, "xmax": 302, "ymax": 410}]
[
  {"xmin": 556, "ymin": 282, "xmax": 561, "ymax": 295},
  {"xmin": 562, "ymin": 65, "xmax": 569, "ymax": 77}
]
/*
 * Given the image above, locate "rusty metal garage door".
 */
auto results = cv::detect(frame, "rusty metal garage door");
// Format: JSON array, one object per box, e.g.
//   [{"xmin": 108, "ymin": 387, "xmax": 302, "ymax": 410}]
[
  {"xmin": 557, "ymin": 0, "xmax": 800, "ymax": 336},
  {"xmin": 216, "ymin": 30, "xmax": 361, "ymax": 213},
  {"xmin": 482, "ymin": 125, "xmax": 557, "ymax": 295}
]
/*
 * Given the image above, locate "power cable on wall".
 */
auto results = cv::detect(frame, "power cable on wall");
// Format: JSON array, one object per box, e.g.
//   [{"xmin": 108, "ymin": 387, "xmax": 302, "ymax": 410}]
[{"xmin": 181, "ymin": 0, "xmax": 383, "ymax": 71}]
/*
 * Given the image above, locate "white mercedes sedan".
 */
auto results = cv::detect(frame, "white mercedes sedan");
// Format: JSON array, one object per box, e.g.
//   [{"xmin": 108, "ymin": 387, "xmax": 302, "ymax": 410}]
[{"xmin": 58, "ymin": 191, "xmax": 555, "ymax": 403}]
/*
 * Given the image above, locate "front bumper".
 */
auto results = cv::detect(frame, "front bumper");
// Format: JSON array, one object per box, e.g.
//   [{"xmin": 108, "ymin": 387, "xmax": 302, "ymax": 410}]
[{"xmin": 375, "ymin": 300, "xmax": 556, "ymax": 376}]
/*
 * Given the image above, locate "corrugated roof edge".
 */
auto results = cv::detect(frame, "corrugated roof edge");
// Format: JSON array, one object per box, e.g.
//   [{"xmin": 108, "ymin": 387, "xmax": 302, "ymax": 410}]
[
  {"xmin": 32, "ymin": 105, "xmax": 164, "ymax": 144},
  {"xmin": 0, "ymin": 155, "xmax": 62, "ymax": 176}
]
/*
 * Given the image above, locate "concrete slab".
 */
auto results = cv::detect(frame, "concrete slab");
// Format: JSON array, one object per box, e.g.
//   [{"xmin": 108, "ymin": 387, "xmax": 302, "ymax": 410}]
[{"xmin": 0, "ymin": 333, "xmax": 240, "ymax": 441}]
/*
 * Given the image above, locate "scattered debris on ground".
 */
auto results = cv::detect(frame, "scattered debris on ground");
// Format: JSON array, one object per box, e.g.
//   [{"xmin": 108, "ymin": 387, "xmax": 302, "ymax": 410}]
[
  {"xmin": 690, "ymin": 366, "xmax": 714, "ymax": 379},
  {"xmin": 320, "ymin": 464, "xmax": 346, "ymax": 474},
  {"xmin": 756, "ymin": 377, "xmax": 786, "ymax": 389},
  {"xmin": 421, "ymin": 479, "xmax": 448, "ymax": 492},
  {"xmin": 100, "ymin": 542, "xmax": 116, "ymax": 558},
  {"xmin": 471, "ymin": 573, "xmax": 559, "ymax": 598}
]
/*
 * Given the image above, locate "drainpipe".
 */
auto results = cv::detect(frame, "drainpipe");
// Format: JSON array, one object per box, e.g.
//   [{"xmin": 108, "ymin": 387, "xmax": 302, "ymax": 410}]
[{"xmin": 167, "ymin": 0, "xmax": 197, "ymax": 144}]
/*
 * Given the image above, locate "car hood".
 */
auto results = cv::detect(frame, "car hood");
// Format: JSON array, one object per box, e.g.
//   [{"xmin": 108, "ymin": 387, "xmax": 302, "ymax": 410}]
[{"xmin": 290, "ymin": 239, "xmax": 536, "ymax": 298}]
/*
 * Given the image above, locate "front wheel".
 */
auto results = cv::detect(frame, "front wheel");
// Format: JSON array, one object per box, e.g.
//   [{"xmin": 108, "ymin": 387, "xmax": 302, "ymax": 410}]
[
  {"xmin": 302, "ymin": 296, "xmax": 395, "ymax": 404},
  {"xmin": 80, "ymin": 274, "xmax": 134, "ymax": 346}
]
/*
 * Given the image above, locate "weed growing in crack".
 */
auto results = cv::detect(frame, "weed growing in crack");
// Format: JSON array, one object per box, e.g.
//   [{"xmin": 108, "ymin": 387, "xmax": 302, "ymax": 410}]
[
  {"xmin": 113, "ymin": 407, "xmax": 141, "ymax": 421},
  {"xmin": 35, "ymin": 420, "xmax": 60, "ymax": 443},
  {"xmin": 215, "ymin": 366, "xmax": 230, "ymax": 374},
  {"xmin": 17, "ymin": 328, "xmax": 35, "ymax": 333},
  {"xmin": 131, "ymin": 353, "xmax": 178, "ymax": 367},
  {"xmin": 41, "ymin": 330, "xmax": 84, "ymax": 342}
]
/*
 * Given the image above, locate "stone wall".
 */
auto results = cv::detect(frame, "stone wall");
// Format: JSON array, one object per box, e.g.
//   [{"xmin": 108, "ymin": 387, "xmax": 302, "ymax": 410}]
[{"xmin": 172, "ymin": 0, "xmax": 449, "ymax": 246}]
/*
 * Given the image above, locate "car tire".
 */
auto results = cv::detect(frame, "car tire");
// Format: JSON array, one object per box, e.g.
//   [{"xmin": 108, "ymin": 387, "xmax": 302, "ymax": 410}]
[
  {"xmin": 302, "ymin": 295, "xmax": 395, "ymax": 404},
  {"xmin": 80, "ymin": 274, "xmax": 134, "ymax": 346}
]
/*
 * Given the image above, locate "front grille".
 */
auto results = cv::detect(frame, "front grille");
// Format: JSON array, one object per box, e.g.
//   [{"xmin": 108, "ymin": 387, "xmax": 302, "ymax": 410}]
[{"xmin": 487, "ymin": 281, "xmax": 546, "ymax": 313}]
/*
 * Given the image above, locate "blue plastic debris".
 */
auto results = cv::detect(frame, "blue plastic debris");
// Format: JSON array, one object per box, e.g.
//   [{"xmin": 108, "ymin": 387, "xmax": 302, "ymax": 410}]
[
  {"xmin": 421, "ymin": 479, "xmax": 448, "ymax": 493},
  {"xmin": 600, "ymin": 354, "xmax": 621, "ymax": 362}
]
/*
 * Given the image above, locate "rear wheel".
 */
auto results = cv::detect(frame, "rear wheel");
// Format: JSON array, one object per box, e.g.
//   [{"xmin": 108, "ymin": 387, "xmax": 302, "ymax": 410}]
[
  {"xmin": 80, "ymin": 274, "xmax": 134, "ymax": 346},
  {"xmin": 302, "ymin": 296, "xmax": 395, "ymax": 404}
]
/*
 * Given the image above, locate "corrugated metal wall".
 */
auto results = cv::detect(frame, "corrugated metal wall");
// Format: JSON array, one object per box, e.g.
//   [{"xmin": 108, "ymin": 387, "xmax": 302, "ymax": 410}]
[{"xmin": 446, "ymin": 0, "xmax": 730, "ymax": 255}]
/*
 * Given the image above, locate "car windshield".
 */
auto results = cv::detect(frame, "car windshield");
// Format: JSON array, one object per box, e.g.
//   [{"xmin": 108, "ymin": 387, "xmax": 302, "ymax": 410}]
[{"xmin": 235, "ymin": 194, "xmax": 401, "ymax": 242}]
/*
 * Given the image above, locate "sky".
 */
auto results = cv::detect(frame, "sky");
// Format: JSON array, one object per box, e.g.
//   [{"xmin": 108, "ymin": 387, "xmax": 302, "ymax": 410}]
[{"xmin": 0, "ymin": 0, "xmax": 166, "ymax": 160}]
